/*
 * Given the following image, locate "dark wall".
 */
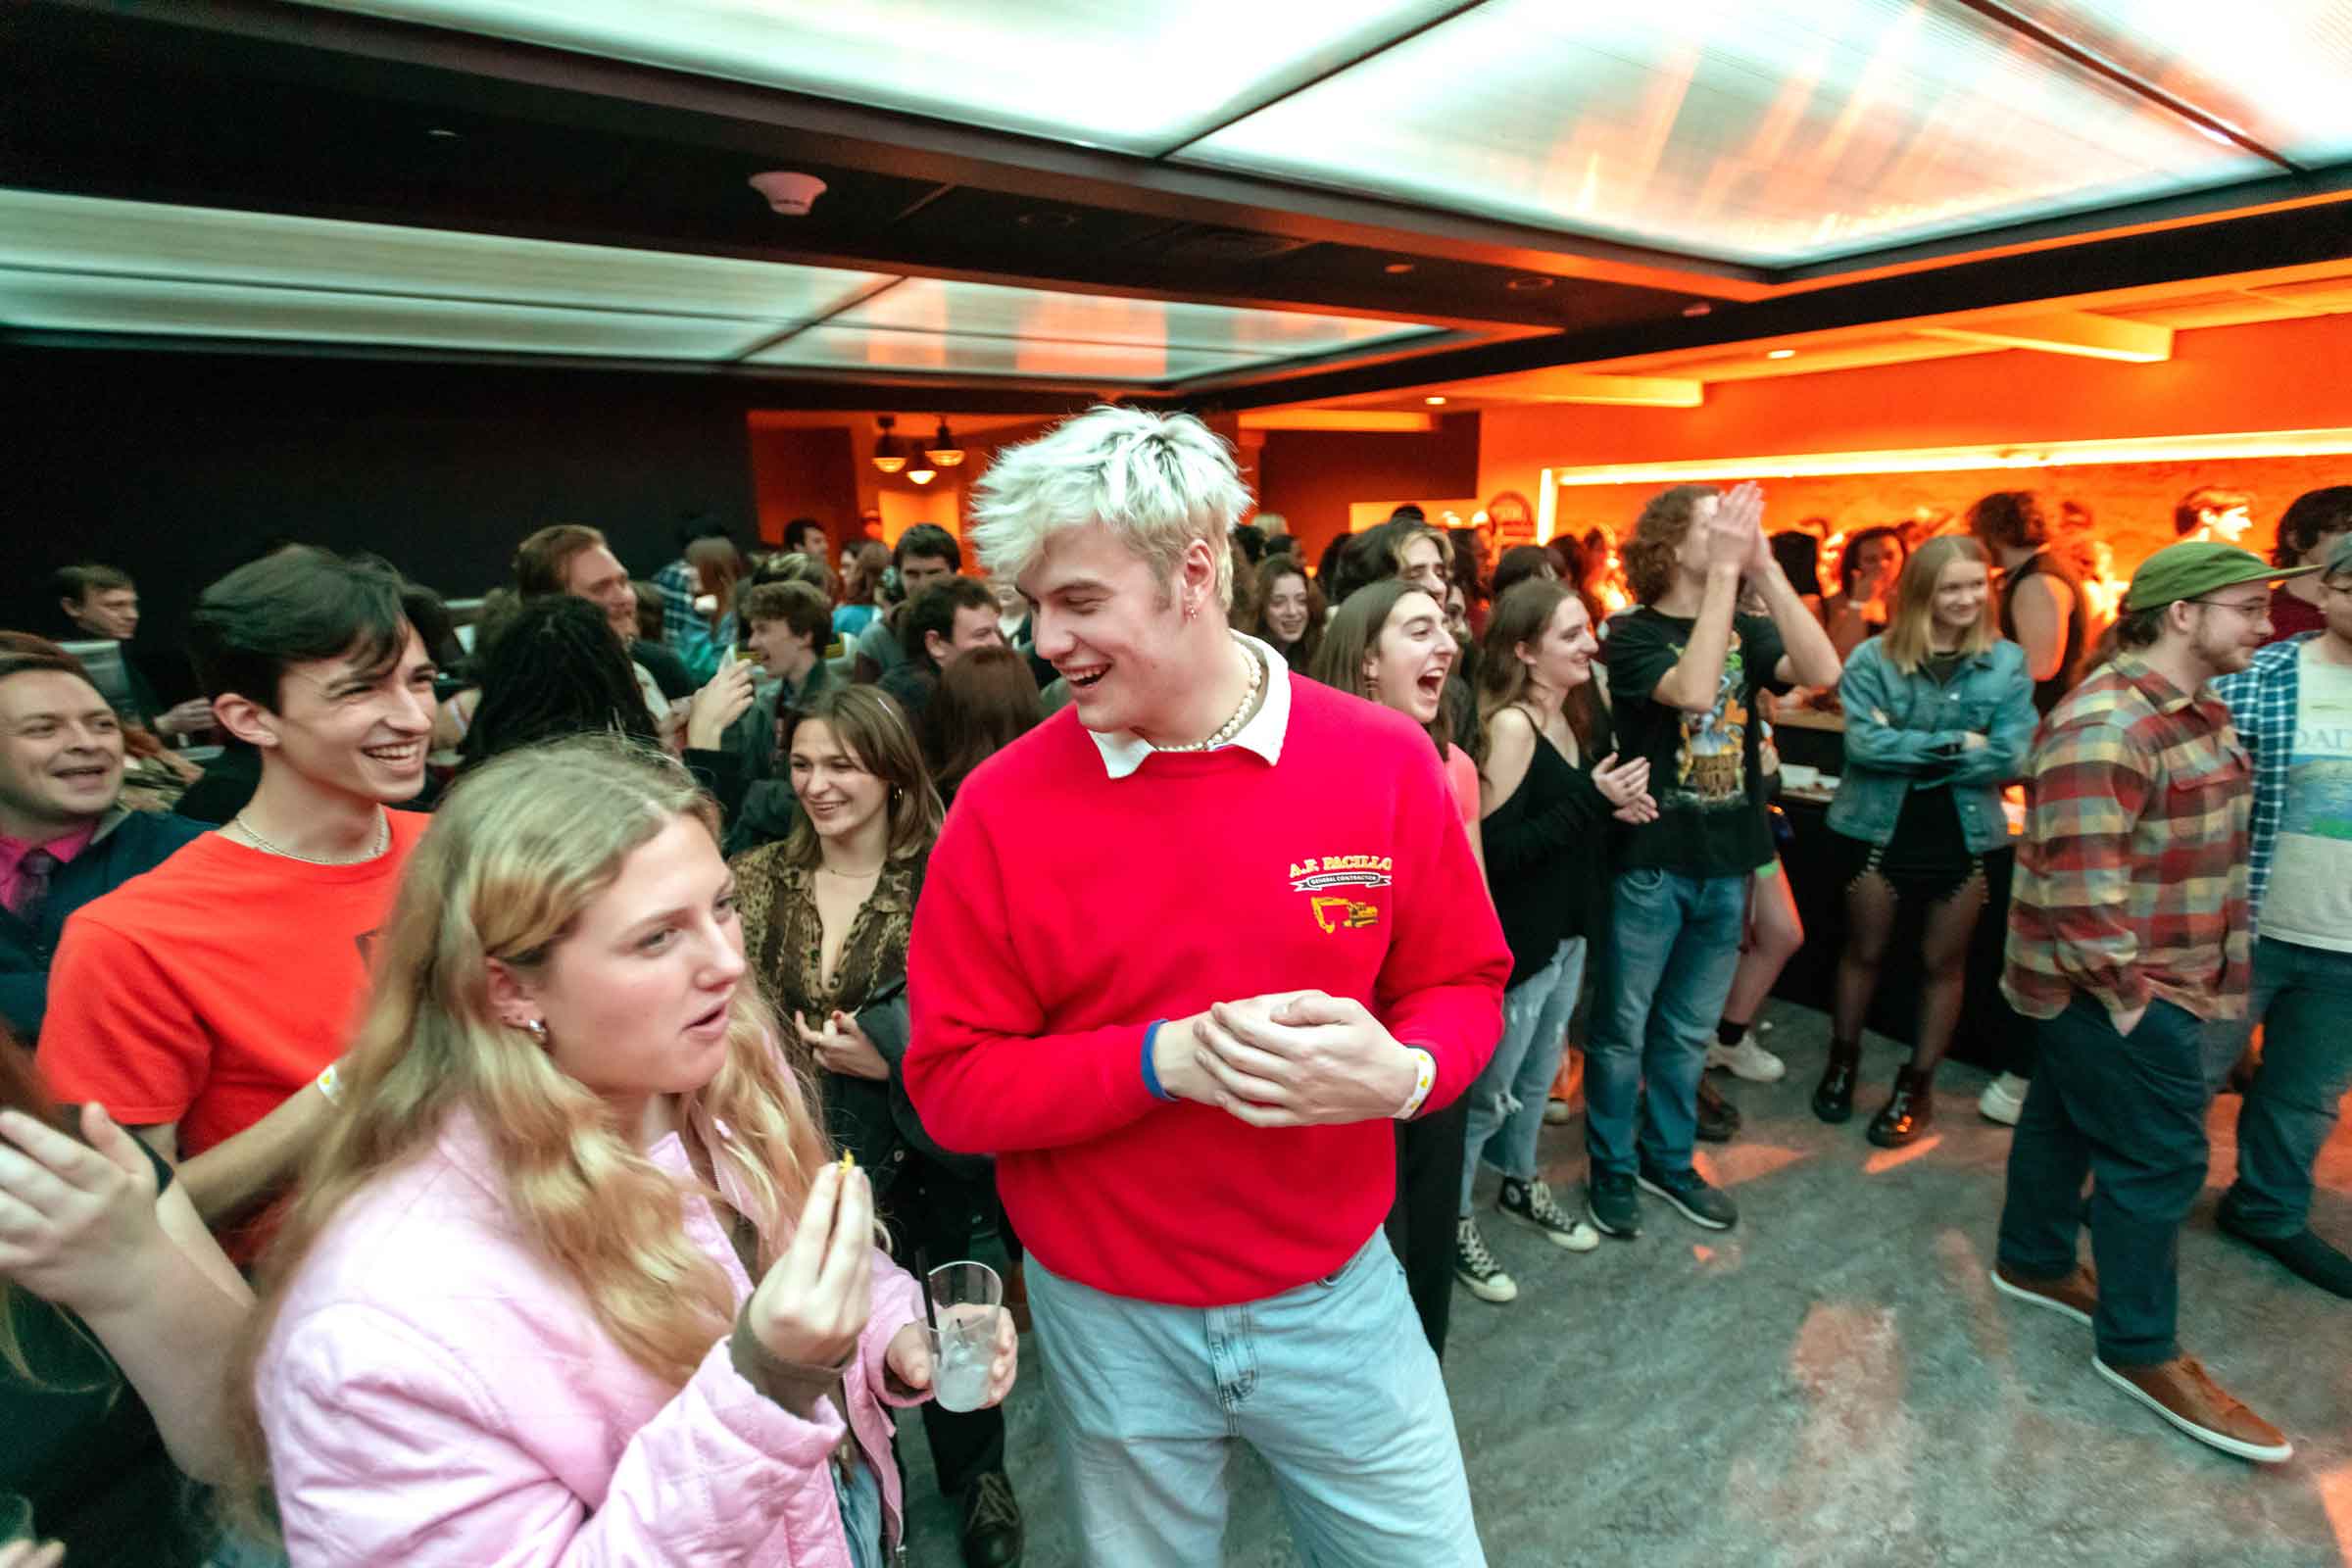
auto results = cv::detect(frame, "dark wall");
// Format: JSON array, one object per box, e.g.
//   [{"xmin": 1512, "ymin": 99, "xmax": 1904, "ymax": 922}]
[
  {"xmin": 1253, "ymin": 412, "xmax": 1484, "ymax": 566},
  {"xmin": 5, "ymin": 346, "xmax": 763, "ymax": 672}
]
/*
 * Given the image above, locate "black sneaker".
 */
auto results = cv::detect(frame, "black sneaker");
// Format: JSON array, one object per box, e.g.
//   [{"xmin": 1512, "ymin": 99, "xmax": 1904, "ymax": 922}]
[
  {"xmin": 1453, "ymin": 1214, "xmax": 1518, "ymax": 1302},
  {"xmin": 1587, "ymin": 1169, "xmax": 1642, "ymax": 1239},
  {"xmin": 958, "ymin": 1469, "xmax": 1023, "ymax": 1568},
  {"xmin": 2219, "ymin": 1206, "xmax": 2352, "ymax": 1298},
  {"xmin": 1498, "ymin": 1176, "xmax": 1600, "ymax": 1252},
  {"xmin": 1637, "ymin": 1162, "xmax": 1739, "ymax": 1230}
]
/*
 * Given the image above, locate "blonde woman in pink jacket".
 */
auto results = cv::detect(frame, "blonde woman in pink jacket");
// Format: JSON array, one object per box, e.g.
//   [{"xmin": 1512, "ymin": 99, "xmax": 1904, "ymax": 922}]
[{"xmin": 236, "ymin": 736, "xmax": 1016, "ymax": 1566}]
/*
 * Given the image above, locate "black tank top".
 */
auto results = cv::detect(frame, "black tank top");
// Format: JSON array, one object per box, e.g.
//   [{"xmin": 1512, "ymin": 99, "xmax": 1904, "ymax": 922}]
[{"xmin": 1999, "ymin": 550, "xmax": 2087, "ymax": 715}]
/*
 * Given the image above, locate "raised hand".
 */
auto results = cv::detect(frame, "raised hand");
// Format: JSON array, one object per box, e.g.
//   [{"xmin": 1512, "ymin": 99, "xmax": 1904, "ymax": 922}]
[
  {"xmin": 685, "ymin": 660, "xmax": 759, "ymax": 752},
  {"xmin": 0, "ymin": 1103, "xmax": 168, "ymax": 1319},
  {"xmin": 746, "ymin": 1160, "xmax": 874, "ymax": 1368}
]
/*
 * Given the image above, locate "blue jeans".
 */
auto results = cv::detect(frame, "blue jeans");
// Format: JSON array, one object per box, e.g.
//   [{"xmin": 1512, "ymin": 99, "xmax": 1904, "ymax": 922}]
[
  {"xmin": 1025, "ymin": 1232, "xmax": 1484, "ymax": 1568},
  {"xmin": 1459, "ymin": 936, "xmax": 1586, "ymax": 1212},
  {"xmin": 1585, "ymin": 869, "xmax": 1747, "ymax": 1179},
  {"xmin": 1996, "ymin": 995, "xmax": 2239, "ymax": 1366},
  {"xmin": 831, "ymin": 1456, "xmax": 885, "ymax": 1568},
  {"xmin": 2221, "ymin": 936, "xmax": 2352, "ymax": 1238}
]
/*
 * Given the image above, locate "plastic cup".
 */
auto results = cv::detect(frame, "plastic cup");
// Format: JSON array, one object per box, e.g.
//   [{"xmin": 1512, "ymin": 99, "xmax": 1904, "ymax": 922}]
[{"xmin": 925, "ymin": 1260, "xmax": 1003, "ymax": 1414}]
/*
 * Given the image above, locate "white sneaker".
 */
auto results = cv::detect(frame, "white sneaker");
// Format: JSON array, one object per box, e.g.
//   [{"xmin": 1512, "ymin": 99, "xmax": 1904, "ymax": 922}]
[
  {"xmin": 1705, "ymin": 1036, "xmax": 1786, "ymax": 1083},
  {"xmin": 1980, "ymin": 1072, "xmax": 2029, "ymax": 1126},
  {"xmin": 1543, "ymin": 1097, "xmax": 1573, "ymax": 1125}
]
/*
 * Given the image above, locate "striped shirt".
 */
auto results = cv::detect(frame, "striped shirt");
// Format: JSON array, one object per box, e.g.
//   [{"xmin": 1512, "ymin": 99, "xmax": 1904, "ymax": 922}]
[{"xmin": 2001, "ymin": 655, "xmax": 2252, "ymax": 1024}]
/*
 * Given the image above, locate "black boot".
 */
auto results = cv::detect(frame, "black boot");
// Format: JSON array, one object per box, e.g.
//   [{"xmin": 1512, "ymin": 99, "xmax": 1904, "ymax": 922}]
[
  {"xmin": 1813, "ymin": 1040, "xmax": 1861, "ymax": 1124},
  {"xmin": 1695, "ymin": 1075, "xmax": 1741, "ymax": 1143},
  {"xmin": 1867, "ymin": 1065, "xmax": 1935, "ymax": 1147},
  {"xmin": 958, "ymin": 1470, "xmax": 1023, "ymax": 1568}
]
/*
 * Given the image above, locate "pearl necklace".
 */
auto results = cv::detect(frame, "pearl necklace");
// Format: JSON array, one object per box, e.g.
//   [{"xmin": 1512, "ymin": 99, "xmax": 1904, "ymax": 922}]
[
  {"xmin": 1154, "ymin": 639, "xmax": 1266, "ymax": 753},
  {"xmin": 229, "ymin": 807, "xmax": 389, "ymax": 865}
]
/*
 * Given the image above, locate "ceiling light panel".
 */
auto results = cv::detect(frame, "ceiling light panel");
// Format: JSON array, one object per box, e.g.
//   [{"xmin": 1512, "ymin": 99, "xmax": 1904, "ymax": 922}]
[
  {"xmin": 1180, "ymin": 0, "xmax": 2268, "ymax": 265},
  {"xmin": 745, "ymin": 326, "xmax": 1263, "ymax": 383},
  {"xmin": 0, "ymin": 188, "xmax": 890, "ymax": 320},
  {"xmin": 293, "ymin": 0, "xmax": 1465, "ymax": 152},
  {"xmin": 0, "ymin": 272, "xmax": 775, "ymax": 359},
  {"xmin": 836, "ymin": 277, "xmax": 1438, "ymax": 358},
  {"xmin": 2005, "ymin": 1, "xmax": 2352, "ymax": 164}
]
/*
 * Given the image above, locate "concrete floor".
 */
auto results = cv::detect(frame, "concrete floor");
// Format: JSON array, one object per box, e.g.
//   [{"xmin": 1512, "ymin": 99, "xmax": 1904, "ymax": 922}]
[{"xmin": 896, "ymin": 998, "xmax": 2352, "ymax": 1567}]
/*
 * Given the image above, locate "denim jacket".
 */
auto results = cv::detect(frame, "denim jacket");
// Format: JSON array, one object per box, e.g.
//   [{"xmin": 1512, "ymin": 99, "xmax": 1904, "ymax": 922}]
[{"xmin": 1826, "ymin": 635, "xmax": 2036, "ymax": 854}]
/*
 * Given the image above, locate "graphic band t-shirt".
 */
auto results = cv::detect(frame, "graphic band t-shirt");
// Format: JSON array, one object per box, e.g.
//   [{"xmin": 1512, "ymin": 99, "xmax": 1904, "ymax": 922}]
[
  {"xmin": 2258, "ymin": 645, "xmax": 2352, "ymax": 952},
  {"xmin": 1605, "ymin": 607, "xmax": 1788, "ymax": 880}
]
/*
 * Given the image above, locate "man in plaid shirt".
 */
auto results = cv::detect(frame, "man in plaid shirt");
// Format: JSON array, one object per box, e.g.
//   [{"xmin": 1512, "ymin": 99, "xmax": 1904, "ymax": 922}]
[
  {"xmin": 1989, "ymin": 540, "xmax": 2318, "ymax": 1467},
  {"xmin": 2208, "ymin": 532, "xmax": 2352, "ymax": 1298}
]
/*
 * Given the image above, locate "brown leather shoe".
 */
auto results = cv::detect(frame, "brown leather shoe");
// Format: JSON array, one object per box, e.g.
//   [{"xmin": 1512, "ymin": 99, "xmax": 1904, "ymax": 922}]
[
  {"xmin": 2093, "ymin": 1353, "xmax": 2293, "ymax": 1464},
  {"xmin": 1990, "ymin": 1260, "xmax": 2098, "ymax": 1327}
]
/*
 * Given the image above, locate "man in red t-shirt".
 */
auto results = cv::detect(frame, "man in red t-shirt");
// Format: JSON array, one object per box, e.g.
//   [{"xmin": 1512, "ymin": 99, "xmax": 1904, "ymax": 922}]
[
  {"xmin": 40, "ymin": 549, "xmax": 437, "ymax": 1254},
  {"xmin": 905, "ymin": 408, "xmax": 1507, "ymax": 1567}
]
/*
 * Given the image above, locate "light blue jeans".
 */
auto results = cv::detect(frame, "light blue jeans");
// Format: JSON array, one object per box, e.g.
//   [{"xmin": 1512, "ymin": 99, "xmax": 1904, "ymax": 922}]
[
  {"xmin": 831, "ymin": 1456, "xmax": 885, "ymax": 1568},
  {"xmin": 1585, "ymin": 867, "xmax": 1748, "ymax": 1179},
  {"xmin": 1459, "ymin": 936, "xmax": 1587, "ymax": 1212},
  {"xmin": 1025, "ymin": 1231, "xmax": 1485, "ymax": 1568}
]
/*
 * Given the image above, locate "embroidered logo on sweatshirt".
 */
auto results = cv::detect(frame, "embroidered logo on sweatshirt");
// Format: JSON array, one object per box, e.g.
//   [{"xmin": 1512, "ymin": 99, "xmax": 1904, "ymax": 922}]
[
  {"xmin": 1288, "ymin": 855, "xmax": 1393, "ymax": 892},
  {"xmin": 1311, "ymin": 897, "xmax": 1381, "ymax": 933}
]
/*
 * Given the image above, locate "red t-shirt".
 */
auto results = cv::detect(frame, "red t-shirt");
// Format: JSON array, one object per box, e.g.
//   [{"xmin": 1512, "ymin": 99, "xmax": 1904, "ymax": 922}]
[
  {"xmin": 37, "ymin": 812, "xmax": 428, "ymax": 1169},
  {"xmin": 2265, "ymin": 581, "xmax": 2328, "ymax": 644},
  {"xmin": 904, "ymin": 675, "xmax": 1508, "ymax": 1307}
]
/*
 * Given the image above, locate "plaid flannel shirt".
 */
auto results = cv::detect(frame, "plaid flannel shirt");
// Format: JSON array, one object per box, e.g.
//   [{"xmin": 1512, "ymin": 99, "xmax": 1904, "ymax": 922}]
[
  {"xmin": 2001, "ymin": 655, "xmax": 2252, "ymax": 1024},
  {"xmin": 2211, "ymin": 632, "xmax": 2313, "ymax": 924},
  {"xmin": 652, "ymin": 557, "xmax": 737, "ymax": 684}
]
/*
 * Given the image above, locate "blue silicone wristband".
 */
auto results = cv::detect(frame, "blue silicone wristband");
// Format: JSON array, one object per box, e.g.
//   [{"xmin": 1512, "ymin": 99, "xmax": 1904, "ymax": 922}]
[{"xmin": 1141, "ymin": 1019, "xmax": 1173, "ymax": 1102}]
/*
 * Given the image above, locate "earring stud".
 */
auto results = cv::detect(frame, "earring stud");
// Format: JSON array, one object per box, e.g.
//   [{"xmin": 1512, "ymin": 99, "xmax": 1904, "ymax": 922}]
[{"xmin": 520, "ymin": 1018, "xmax": 548, "ymax": 1044}]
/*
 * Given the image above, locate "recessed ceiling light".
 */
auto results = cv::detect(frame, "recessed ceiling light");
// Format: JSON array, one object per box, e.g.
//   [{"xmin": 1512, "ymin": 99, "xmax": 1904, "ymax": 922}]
[
  {"xmin": 1505, "ymin": 275, "xmax": 1554, "ymax": 292},
  {"xmin": 1385, "ymin": 262, "xmax": 1416, "ymax": 274},
  {"xmin": 1015, "ymin": 211, "xmax": 1079, "ymax": 230},
  {"xmin": 1424, "ymin": 395, "xmax": 1447, "ymax": 405},
  {"xmin": 1767, "ymin": 348, "xmax": 1797, "ymax": 360},
  {"xmin": 426, "ymin": 127, "xmax": 461, "ymax": 139},
  {"xmin": 1682, "ymin": 302, "xmax": 1714, "ymax": 318}
]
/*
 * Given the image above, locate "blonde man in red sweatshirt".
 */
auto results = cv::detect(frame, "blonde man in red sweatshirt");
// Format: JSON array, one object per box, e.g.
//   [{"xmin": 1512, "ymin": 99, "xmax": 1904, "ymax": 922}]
[{"xmin": 906, "ymin": 408, "xmax": 1508, "ymax": 1567}]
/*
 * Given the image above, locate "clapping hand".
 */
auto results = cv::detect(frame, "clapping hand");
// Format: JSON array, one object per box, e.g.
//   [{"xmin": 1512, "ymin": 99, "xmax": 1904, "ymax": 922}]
[
  {"xmin": 685, "ymin": 661, "xmax": 759, "ymax": 752},
  {"xmin": 1590, "ymin": 752, "xmax": 1658, "ymax": 824},
  {"xmin": 746, "ymin": 1160, "xmax": 873, "ymax": 1367},
  {"xmin": 0, "ymin": 1103, "xmax": 167, "ymax": 1320}
]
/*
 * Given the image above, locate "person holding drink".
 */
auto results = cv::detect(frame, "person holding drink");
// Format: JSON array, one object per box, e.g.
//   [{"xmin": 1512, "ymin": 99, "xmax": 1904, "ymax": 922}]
[
  {"xmin": 731, "ymin": 686, "xmax": 1027, "ymax": 1568},
  {"xmin": 240, "ymin": 737, "xmax": 1014, "ymax": 1566},
  {"xmin": 907, "ymin": 408, "xmax": 1507, "ymax": 1567}
]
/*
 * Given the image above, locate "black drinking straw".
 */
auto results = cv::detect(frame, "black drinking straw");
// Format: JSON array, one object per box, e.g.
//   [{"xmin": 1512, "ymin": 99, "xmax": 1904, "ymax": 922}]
[{"xmin": 915, "ymin": 1247, "xmax": 940, "ymax": 1336}]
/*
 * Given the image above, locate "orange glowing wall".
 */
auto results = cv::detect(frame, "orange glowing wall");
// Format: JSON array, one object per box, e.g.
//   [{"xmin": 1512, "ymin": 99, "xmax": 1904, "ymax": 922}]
[{"xmin": 1479, "ymin": 313, "xmax": 2352, "ymax": 570}]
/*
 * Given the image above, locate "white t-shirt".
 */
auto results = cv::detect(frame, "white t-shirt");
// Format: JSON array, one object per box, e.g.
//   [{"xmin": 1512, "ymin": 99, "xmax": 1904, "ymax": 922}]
[{"xmin": 2259, "ymin": 645, "xmax": 2352, "ymax": 953}]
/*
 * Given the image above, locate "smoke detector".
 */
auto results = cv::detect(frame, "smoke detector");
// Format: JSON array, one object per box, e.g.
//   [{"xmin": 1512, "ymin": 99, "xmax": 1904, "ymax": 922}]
[{"xmin": 749, "ymin": 172, "xmax": 827, "ymax": 217}]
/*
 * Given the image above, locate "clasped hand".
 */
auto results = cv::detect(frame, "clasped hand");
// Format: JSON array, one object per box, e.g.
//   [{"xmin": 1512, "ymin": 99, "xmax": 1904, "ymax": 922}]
[
  {"xmin": 1159, "ymin": 991, "xmax": 1414, "ymax": 1128},
  {"xmin": 793, "ymin": 1009, "xmax": 889, "ymax": 1081},
  {"xmin": 0, "ymin": 1103, "xmax": 167, "ymax": 1320}
]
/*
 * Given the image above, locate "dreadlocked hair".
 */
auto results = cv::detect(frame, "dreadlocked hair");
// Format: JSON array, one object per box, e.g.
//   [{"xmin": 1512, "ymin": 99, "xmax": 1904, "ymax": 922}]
[{"xmin": 461, "ymin": 594, "xmax": 658, "ymax": 770}]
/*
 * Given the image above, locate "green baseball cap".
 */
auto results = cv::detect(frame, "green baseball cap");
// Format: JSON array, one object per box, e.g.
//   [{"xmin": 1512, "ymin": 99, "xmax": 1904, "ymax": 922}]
[{"xmin": 2123, "ymin": 540, "xmax": 2320, "ymax": 612}]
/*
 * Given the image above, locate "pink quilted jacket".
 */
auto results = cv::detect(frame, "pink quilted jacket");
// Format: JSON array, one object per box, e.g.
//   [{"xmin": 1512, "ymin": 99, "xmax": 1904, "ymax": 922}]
[{"xmin": 255, "ymin": 1106, "xmax": 927, "ymax": 1566}]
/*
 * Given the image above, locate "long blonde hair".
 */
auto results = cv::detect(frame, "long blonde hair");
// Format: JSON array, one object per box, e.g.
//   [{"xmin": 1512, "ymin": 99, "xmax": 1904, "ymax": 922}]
[
  {"xmin": 1881, "ymin": 535, "xmax": 1997, "ymax": 674},
  {"xmin": 231, "ymin": 737, "xmax": 833, "ymax": 1498}
]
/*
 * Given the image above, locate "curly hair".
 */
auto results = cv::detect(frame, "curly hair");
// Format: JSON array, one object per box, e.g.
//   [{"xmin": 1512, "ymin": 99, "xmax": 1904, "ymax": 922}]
[{"xmin": 1621, "ymin": 485, "xmax": 1718, "ymax": 606}]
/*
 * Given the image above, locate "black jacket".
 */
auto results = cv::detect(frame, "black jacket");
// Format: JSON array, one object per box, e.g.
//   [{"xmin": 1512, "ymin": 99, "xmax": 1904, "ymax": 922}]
[{"xmin": 1, "ymin": 808, "xmax": 206, "ymax": 1041}]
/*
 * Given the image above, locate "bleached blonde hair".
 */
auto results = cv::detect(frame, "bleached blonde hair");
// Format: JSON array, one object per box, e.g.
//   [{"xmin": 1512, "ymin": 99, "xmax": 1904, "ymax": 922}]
[{"xmin": 967, "ymin": 406, "xmax": 1250, "ymax": 611}]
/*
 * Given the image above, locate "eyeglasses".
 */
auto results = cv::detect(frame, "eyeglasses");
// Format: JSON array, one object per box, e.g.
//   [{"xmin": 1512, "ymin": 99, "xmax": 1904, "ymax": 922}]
[{"xmin": 2190, "ymin": 596, "xmax": 2271, "ymax": 616}]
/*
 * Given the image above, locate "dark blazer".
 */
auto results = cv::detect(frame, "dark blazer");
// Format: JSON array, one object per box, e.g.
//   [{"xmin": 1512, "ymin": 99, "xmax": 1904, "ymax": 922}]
[{"xmin": 1, "ymin": 808, "xmax": 206, "ymax": 1040}]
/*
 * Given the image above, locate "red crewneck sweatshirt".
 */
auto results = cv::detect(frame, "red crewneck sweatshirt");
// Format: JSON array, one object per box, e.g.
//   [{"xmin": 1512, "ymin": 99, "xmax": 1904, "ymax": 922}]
[{"xmin": 905, "ymin": 673, "xmax": 1507, "ymax": 1307}]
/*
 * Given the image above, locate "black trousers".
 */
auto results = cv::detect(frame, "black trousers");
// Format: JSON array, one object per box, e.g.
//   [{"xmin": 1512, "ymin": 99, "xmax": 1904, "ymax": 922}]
[
  {"xmin": 1384, "ymin": 1095, "xmax": 1468, "ymax": 1360},
  {"xmin": 883, "ymin": 1154, "xmax": 1007, "ymax": 1496}
]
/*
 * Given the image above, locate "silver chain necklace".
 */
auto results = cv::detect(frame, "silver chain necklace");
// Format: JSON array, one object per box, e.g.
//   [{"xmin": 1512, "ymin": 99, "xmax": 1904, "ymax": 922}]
[
  {"xmin": 1154, "ymin": 639, "xmax": 1266, "ymax": 754},
  {"xmin": 229, "ymin": 807, "xmax": 389, "ymax": 865}
]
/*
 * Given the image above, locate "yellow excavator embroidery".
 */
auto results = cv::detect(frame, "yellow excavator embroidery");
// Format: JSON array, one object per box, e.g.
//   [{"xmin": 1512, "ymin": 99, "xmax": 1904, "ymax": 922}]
[{"xmin": 1312, "ymin": 897, "xmax": 1380, "ymax": 933}]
